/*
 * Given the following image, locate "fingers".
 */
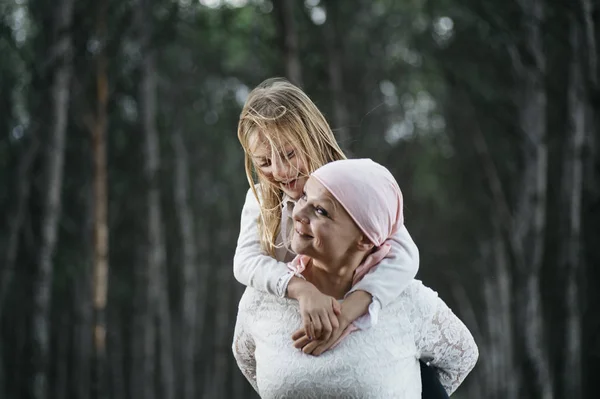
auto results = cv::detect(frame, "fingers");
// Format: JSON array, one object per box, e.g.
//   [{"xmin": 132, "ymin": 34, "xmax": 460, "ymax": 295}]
[
  {"xmin": 311, "ymin": 315, "xmax": 323, "ymax": 340},
  {"xmin": 302, "ymin": 340, "xmax": 321, "ymax": 354},
  {"xmin": 291, "ymin": 328, "xmax": 305, "ymax": 341},
  {"xmin": 320, "ymin": 312, "xmax": 333, "ymax": 342},
  {"xmin": 312, "ymin": 343, "xmax": 328, "ymax": 356},
  {"xmin": 332, "ymin": 300, "xmax": 342, "ymax": 316},
  {"xmin": 293, "ymin": 334, "xmax": 312, "ymax": 349},
  {"xmin": 302, "ymin": 313, "xmax": 315, "ymax": 340}
]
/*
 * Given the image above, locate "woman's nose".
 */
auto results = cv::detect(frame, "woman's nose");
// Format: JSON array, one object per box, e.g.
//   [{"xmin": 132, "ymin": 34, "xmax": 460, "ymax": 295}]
[{"xmin": 292, "ymin": 202, "xmax": 309, "ymax": 224}]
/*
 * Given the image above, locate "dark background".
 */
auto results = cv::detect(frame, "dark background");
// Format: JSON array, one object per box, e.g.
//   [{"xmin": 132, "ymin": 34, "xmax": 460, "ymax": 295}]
[{"xmin": 0, "ymin": 0, "xmax": 599, "ymax": 398}]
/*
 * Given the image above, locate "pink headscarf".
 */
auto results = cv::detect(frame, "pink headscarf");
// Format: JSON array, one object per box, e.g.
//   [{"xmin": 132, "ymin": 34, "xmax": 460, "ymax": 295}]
[
  {"xmin": 287, "ymin": 159, "xmax": 404, "ymax": 346},
  {"xmin": 289, "ymin": 159, "xmax": 403, "ymax": 284}
]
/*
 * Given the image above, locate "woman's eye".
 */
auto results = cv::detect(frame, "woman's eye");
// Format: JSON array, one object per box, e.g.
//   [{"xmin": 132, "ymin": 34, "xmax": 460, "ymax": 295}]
[
  {"xmin": 315, "ymin": 207, "xmax": 329, "ymax": 217},
  {"xmin": 299, "ymin": 192, "xmax": 307, "ymax": 202},
  {"xmin": 286, "ymin": 150, "xmax": 295, "ymax": 159}
]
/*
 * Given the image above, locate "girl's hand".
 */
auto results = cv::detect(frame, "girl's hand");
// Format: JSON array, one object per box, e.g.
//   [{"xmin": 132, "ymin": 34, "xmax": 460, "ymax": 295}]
[
  {"xmin": 291, "ymin": 290, "xmax": 372, "ymax": 356},
  {"xmin": 291, "ymin": 313, "xmax": 351, "ymax": 356},
  {"xmin": 295, "ymin": 285, "xmax": 341, "ymax": 341}
]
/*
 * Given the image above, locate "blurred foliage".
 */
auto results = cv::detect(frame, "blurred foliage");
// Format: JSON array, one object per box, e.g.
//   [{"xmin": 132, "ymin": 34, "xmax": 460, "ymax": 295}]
[{"xmin": 0, "ymin": 0, "xmax": 598, "ymax": 398}]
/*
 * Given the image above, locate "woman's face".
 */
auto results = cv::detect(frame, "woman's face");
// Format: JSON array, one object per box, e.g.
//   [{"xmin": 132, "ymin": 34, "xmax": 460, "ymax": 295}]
[
  {"xmin": 248, "ymin": 133, "xmax": 308, "ymax": 200},
  {"xmin": 291, "ymin": 177, "xmax": 364, "ymax": 266}
]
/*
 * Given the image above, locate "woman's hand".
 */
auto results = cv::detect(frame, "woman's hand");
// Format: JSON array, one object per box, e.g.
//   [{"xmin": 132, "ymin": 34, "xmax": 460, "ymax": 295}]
[{"xmin": 295, "ymin": 285, "xmax": 341, "ymax": 341}]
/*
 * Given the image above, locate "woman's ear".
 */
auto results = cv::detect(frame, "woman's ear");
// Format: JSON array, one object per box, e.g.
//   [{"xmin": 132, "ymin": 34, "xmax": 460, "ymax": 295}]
[{"xmin": 357, "ymin": 235, "xmax": 375, "ymax": 252}]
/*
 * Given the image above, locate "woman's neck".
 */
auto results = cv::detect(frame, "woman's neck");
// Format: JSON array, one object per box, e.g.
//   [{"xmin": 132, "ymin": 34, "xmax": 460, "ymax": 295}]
[{"xmin": 304, "ymin": 258, "xmax": 359, "ymax": 300}]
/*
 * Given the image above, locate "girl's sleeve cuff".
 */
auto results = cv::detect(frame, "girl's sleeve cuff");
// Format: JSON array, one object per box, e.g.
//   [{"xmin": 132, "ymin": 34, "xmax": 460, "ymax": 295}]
[{"xmin": 351, "ymin": 296, "xmax": 382, "ymax": 330}]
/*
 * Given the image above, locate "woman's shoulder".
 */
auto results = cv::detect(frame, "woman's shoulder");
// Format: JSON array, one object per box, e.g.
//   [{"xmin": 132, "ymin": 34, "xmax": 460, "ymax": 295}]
[
  {"xmin": 394, "ymin": 280, "xmax": 441, "ymax": 319},
  {"xmin": 238, "ymin": 287, "xmax": 265, "ymax": 312},
  {"xmin": 237, "ymin": 287, "xmax": 295, "ymax": 314}
]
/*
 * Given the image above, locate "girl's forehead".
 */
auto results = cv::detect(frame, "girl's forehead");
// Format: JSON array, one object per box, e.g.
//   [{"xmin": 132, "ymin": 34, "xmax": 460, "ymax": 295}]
[{"xmin": 248, "ymin": 131, "xmax": 294, "ymax": 157}]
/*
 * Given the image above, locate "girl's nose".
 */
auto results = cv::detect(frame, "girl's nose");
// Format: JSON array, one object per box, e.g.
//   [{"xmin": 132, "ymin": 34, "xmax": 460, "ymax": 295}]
[{"xmin": 272, "ymin": 154, "xmax": 291, "ymax": 182}]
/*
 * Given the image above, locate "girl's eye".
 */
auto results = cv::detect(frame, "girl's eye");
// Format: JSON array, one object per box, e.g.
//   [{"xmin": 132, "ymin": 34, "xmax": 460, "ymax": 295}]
[
  {"xmin": 259, "ymin": 159, "xmax": 271, "ymax": 168},
  {"xmin": 315, "ymin": 206, "xmax": 329, "ymax": 217},
  {"xmin": 299, "ymin": 192, "xmax": 307, "ymax": 202},
  {"xmin": 286, "ymin": 150, "xmax": 295, "ymax": 159}
]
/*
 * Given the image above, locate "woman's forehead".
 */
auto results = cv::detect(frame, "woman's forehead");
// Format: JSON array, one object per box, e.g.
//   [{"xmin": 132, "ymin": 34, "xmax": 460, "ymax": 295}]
[{"xmin": 306, "ymin": 178, "xmax": 337, "ymax": 208}]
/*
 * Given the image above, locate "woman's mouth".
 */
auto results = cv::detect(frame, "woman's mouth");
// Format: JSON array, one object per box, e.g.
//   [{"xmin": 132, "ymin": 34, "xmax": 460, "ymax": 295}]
[{"xmin": 294, "ymin": 228, "xmax": 313, "ymax": 239}]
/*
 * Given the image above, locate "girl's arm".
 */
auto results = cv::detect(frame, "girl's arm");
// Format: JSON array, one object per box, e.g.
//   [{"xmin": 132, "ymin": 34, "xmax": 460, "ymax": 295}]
[
  {"xmin": 412, "ymin": 281, "xmax": 479, "ymax": 395},
  {"xmin": 233, "ymin": 187, "xmax": 294, "ymax": 296},
  {"xmin": 293, "ymin": 225, "xmax": 419, "ymax": 355},
  {"xmin": 343, "ymin": 225, "xmax": 420, "ymax": 328},
  {"xmin": 234, "ymin": 188, "xmax": 340, "ymax": 340}
]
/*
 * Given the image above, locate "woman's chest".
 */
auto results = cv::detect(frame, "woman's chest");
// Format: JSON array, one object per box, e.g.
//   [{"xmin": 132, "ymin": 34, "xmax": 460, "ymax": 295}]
[{"xmin": 252, "ymin": 301, "xmax": 420, "ymax": 398}]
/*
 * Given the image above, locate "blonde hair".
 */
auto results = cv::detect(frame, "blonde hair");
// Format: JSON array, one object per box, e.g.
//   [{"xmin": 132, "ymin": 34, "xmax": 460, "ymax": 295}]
[{"xmin": 238, "ymin": 78, "xmax": 346, "ymax": 256}]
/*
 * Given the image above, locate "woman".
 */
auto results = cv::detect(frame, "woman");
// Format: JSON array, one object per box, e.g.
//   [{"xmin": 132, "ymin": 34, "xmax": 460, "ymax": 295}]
[{"xmin": 233, "ymin": 159, "xmax": 478, "ymax": 398}]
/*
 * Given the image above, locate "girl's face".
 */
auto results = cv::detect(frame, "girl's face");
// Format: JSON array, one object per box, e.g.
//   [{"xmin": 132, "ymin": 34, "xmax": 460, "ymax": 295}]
[
  {"xmin": 291, "ymin": 177, "xmax": 364, "ymax": 267},
  {"xmin": 248, "ymin": 133, "xmax": 309, "ymax": 200}
]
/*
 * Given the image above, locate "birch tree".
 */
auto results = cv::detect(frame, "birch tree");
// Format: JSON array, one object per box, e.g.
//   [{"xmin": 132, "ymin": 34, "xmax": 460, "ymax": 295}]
[
  {"xmin": 561, "ymin": 12, "xmax": 585, "ymax": 397},
  {"xmin": 172, "ymin": 128, "xmax": 198, "ymax": 399},
  {"xmin": 137, "ymin": 1, "xmax": 174, "ymax": 398},
  {"xmin": 509, "ymin": 1, "xmax": 553, "ymax": 397},
  {"xmin": 31, "ymin": 1, "xmax": 75, "ymax": 398},
  {"xmin": 273, "ymin": 0, "xmax": 303, "ymax": 87},
  {"xmin": 322, "ymin": 0, "xmax": 352, "ymax": 152},
  {"xmin": 90, "ymin": 0, "xmax": 110, "ymax": 397}
]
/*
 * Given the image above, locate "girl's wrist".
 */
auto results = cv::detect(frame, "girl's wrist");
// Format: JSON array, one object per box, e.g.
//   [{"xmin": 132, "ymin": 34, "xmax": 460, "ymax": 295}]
[
  {"xmin": 340, "ymin": 290, "xmax": 372, "ymax": 322},
  {"xmin": 286, "ymin": 276, "xmax": 317, "ymax": 300}
]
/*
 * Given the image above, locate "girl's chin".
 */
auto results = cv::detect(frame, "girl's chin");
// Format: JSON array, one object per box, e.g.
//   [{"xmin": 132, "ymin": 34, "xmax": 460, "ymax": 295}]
[{"xmin": 279, "ymin": 179, "xmax": 306, "ymax": 199}]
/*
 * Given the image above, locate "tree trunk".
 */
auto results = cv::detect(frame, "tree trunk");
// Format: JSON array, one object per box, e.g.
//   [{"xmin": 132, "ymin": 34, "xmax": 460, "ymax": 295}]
[
  {"xmin": 493, "ymin": 228, "xmax": 518, "ymax": 399},
  {"xmin": 322, "ymin": 0, "xmax": 351, "ymax": 151},
  {"xmin": 512, "ymin": 1, "xmax": 552, "ymax": 398},
  {"xmin": 205, "ymin": 267, "xmax": 232, "ymax": 398},
  {"xmin": 273, "ymin": 0, "xmax": 303, "ymax": 87},
  {"xmin": 137, "ymin": 1, "xmax": 174, "ymax": 398},
  {"xmin": 561, "ymin": 15, "xmax": 585, "ymax": 398},
  {"xmin": 108, "ymin": 310, "xmax": 126, "ymax": 399},
  {"xmin": 137, "ymin": 1, "xmax": 157, "ymax": 396},
  {"xmin": 130, "ymin": 247, "xmax": 148, "ymax": 399},
  {"xmin": 91, "ymin": 1, "xmax": 110, "ymax": 397},
  {"xmin": 73, "ymin": 256, "xmax": 92, "ymax": 399},
  {"xmin": 54, "ymin": 313, "xmax": 69, "ymax": 399},
  {"xmin": 469, "ymin": 96, "xmax": 519, "ymax": 398},
  {"xmin": 0, "ymin": 137, "xmax": 39, "ymax": 315},
  {"xmin": 580, "ymin": 0, "xmax": 597, "ymax": 89},
  {"xmin": 172, "ymin": 129, "xmax": 198, "ymax": 399},
  {"xmin": 157, "ymin": 265, "xmax": 175, "ymax": 399},
  {"xmin": 31, "ymin": 1, "xmax": 75, "ymax": 398}
]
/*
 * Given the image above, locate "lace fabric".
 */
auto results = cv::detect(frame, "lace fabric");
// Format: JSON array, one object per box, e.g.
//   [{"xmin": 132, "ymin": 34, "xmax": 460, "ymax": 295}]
[{"xmin": 232, "ymin": 280, "xmax": 478, "ymax": 398}]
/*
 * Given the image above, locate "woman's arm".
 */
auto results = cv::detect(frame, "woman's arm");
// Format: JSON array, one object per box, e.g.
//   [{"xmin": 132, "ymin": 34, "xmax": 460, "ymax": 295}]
[
  {"xmin": 232, "ymin": 294, "xmax": 259, "ymax": 393},
  {"xmin": 233, "ymin": 187, "xmax": 295, "ymax": 296},
  {"xmin": 412, "ymin": 282, "xmax": 479, "ymax": 395}
]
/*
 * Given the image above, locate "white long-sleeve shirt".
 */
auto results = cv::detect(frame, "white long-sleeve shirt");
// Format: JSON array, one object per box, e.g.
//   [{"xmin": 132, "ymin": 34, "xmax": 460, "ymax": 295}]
[
  {"xmin": 232, "ymin": 280, "xmax": 479, "ymax": 398},
  {"xmin": 233, "ymin": 187, "xmax": 420, "ymax": 325}
]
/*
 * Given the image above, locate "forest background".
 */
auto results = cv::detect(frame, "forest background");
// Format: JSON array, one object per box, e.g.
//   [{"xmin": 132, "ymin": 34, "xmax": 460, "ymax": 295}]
[{"xmin": 0, "ymin": 0, "xmax": 599, "ymax": 398}]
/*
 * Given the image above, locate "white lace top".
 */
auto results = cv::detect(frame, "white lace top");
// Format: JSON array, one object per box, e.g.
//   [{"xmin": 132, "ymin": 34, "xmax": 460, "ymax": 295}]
[{"xmin": 233, "ymin": 280, "xmax": 478, "ymax": 398}]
